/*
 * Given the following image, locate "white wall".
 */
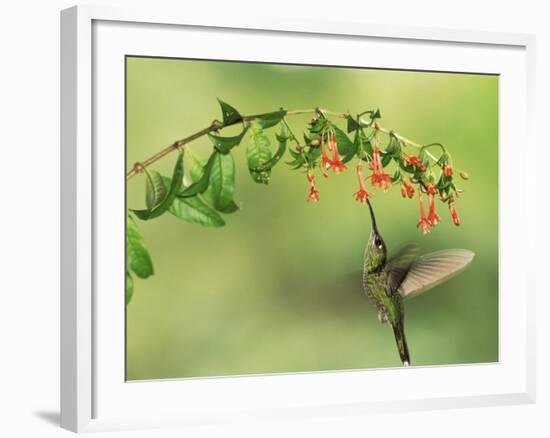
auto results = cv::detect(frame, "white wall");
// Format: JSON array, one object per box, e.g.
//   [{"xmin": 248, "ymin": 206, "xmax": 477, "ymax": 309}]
[{"xmin": 0, "ymin": 0, "xmax": 547, "ymax": 436}]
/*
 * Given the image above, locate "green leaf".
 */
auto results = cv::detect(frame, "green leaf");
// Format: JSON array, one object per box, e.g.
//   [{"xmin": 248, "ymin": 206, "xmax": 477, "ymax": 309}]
[
  {"xmin": 381, "ymin": 152, "xmax": 392, "ymax": 167},
  {"xmin": 183, "ymin": 150, "xmax": 215, "ymax": 205},
  {"xmin": 358, "ymin": 129, "xmax": 374, "ymax": 158},
  {"xmin": 126, "ymin": 271, "xmax": 134, "ymax": 305},
  {"xmin": 437, "ymin": 152, "xmax": 449, "ymax": 166},
  {"xmin": 286, "ymin": 154, "xmax": 305, "ymax": 168},
  {"xmin": 186, "ymin": 149, "xmax": 207, "ymax": 183},
  {"xmin": 332, "ymin": 124, "xmax": 353, "ymax": 156},
  {"xmin": 218, "ymin": 200, "xmax": 240, "ymax": 214},
  {"xmin": 126, "ymin": 214, "xmax": 154, "ymax": 279},
  {"xmin": 250, "ymin": 125, "xmax": 288, "ymax": 172},
  {"xmin": 247, "ymin": 126, "xmax": 272, "ymax": 184},
  {"xmin": 169, "ymin": 195, "xmax": 225, "ymax": 227},
  {"xmin": 210, "ymin": 152, "xmax": 235, "ymax": 209},
  {"xmin": 288, "ymin": 148, "xmax": 302, "ymax": 159},
  {"xmin": 372, "ymin": 108, "xmax": 382, "ymax": 119},
  {"xmin": 256, "ymin": 109, "xmax": 287, "ymax": 129},
  {"xmin": 305, "ymin": 146, "xmax": 321, "ymax": 166},
  {"xmin": 308, "ymin": 118, "xmax": 328, "ymax": 134},
  {"xmin": 342, "ymin": 130, "xmax": 360, "ymax": 163},
  {"xmin": 385, "ymin": 133, "xmax": 402, "ymax": 159},
  {"xmin": 217, "ymin": 98, "xmax": 242, "ymax": 124},
  {"xmin": 178, "ymin": 152, "xmax": 216, "ymax": 198},
  {"xmin": 132, "ymin": 150, "xmax": 184, "ymax": 220},
  {"xmin": 208, "ymin": 125, "xmax": 249, "ymax": 154},
  {"xmin": 391, "ymin": 169, "xmax": 402, "ymax": 183},
  {"xmin": 286, "ymin": 157, "xmax": 305, "ymax": 169},
  {"xmin": 361, "ymin": 138, "xmax": 374, "ymax": 158},
  {"xmin": 346, "ymin": 115, "xmax": 361, "ymax": 133},
  {"xmin": 145, "ymin": 169, "xmax": 167, "ymax": 211},
  {"xmin": 419, "ymin": 149, "xmax": 430, "ymax": 169},
  {"xmin": 436, "ymin": 174, "xmax": 453, "ymax": 190}
]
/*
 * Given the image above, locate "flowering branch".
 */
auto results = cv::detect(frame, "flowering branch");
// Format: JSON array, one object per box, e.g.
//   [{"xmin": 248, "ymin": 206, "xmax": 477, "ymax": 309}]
[
  {"xmin": 125, "ymin": 99, "xmax": 469, "ymax": 304},
  {"xmin": 127, "ymin": 107, "xmax": 448, "ymax": 180}
]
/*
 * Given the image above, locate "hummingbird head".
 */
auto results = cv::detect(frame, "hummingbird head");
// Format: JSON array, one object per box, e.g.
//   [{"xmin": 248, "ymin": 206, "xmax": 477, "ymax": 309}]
[{"xmin": 365, "ymin": 199, "xmax": 387, "ymax": 269}]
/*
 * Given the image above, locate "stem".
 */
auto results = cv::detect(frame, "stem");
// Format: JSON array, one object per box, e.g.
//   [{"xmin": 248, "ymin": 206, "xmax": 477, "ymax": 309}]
[
  {"xmin": 281, "ymin": 117, "xmax": 299, "ymax": 144},
  {"xmin": 127, "ymin": 123, "xmax": 221, "ymax": 179},
  {"xmin": 366, "ymin": 120, "xmax": 440, "ymax": 163},
  {"xmin": 127, "ymin": 107, "xmax": 442, "ymax": 180},
  {"xmin": 420, "ymin": 143, "xmax": 447, "ymax": 157}
]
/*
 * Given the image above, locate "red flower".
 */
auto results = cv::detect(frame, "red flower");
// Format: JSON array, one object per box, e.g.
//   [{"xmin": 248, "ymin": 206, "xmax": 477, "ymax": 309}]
[
  {"xmin": 427, "ymin": 193, "xmax": 441, "ymax": 225},
  {"xmin": 306, "ymin": 171, "xmax": 320, "ymax": 202},
  {"xmin": 404, "ymin": 155, "xmax": 426, "ymax": 172},
  {"xmin": 328, "ymin": 132, "xmax": 347, "ymax": 174},
  {"xmin": 371, "ymin": 172, "xmax": 392, "ymax": 191},
  {"xmin": 353, "ymin": 162, "xmax": 374, "ymax": 204},
  {"xmin": 416, "ymin": 191, "xmax": 431, "ymax": 235},
  {"xmin": 320, "ymin": 132, "xmax": 332, "ymax": 174},
  {"xmin": 369, "ymin": 146, "xmax": 392, "ymax": 192},
  {"xmin": 400, "ymin": 179, "xmax": 415, "ymax": 199},
  {"xmin": 307, "ymin": 187, "xmax": 320, "ymax": 202},
  {"xmin": 443, "ymin": 164, "xmax": 453, "ymax": 177},
  {"xmin": 449, "ymin": 199, "xmax": 460, "ymax": 225},
  {"xmin": 426, "ymin": 183, "xmax": 437, "ymax": 195}
]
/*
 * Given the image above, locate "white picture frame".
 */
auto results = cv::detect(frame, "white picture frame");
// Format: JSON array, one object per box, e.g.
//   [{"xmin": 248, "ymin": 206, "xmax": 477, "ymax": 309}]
[{"xmin": 60, "ymin": 4, "xmax": 536, "ymax": 433}]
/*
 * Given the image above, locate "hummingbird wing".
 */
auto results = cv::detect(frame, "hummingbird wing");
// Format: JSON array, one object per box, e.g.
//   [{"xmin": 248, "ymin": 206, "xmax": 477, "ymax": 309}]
[
  {"xmin": 385, "ymin": 243, "xmax": 419, "ymax": 295},
  {"xmin": 397, "ymin": 249, "xmax": 475, "ymax": 300}
]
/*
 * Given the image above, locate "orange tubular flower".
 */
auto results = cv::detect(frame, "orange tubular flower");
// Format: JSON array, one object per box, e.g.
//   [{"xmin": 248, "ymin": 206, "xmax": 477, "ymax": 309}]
[
  {"xmin": 369, "ymin": 146, "xmax": 392, "ymax": 192},
  {"xmin": 404, "ymin": 155, "xmax": 426, "ymax": 172},
  {"xmin": 427, "ymin": 193, "xmax": 441, "ymax": 225},
  {"xmin": 416, "ymin": 191, "xmax": 431, "ymax": 235},
  {"xmin": 400, "ymin": 179, "xmax": 415, "ymax": 199},
  {"xmin": 320, "ymin": 133, "xmax": 333, "ymax": 173},
  {"xmin": 449, "ymin": 198, "xmax": 460, "ymax": 225},
  {"xmin": 354, "ymin": 162, "xmax": 374, "ymax": 204},
  {"xmin": 329, "ymin": 132, "xmax": 347, "ymax": 174},
  {"xmin": 306, "ymin": 171, "xmax": 320, "ymax": 203}
]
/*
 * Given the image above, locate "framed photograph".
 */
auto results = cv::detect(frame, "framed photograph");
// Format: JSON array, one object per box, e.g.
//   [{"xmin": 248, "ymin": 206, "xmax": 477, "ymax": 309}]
[{"xmin": 61, "ymin": 5, "xmax": 536, "ymax": 433}]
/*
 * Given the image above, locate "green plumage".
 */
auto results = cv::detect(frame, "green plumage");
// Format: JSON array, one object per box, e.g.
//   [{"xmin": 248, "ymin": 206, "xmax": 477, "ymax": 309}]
[
  {"xmin": 362, "ymin": 200, "xmax": 410, "ymax": 365},
  {"xmin": 361, "ymin": 199, "xmax": 475, "ymax": 367}
]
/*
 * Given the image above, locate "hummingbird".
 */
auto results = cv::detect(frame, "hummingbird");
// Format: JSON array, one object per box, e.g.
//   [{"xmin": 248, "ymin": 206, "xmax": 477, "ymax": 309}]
[{"xmin": 362, "ymin": 199, "xmax": 474, "ymax": 366}]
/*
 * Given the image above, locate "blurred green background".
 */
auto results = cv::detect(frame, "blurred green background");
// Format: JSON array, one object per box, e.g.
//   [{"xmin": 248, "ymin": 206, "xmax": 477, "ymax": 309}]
[{"xmin": 126, "ymin": 57, "xmax": 498, "ymax": 380}]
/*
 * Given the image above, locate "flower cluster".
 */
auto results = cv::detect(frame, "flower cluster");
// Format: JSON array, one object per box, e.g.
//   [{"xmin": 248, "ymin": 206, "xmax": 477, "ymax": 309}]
[
  {"xmin": 320, "ymin": 131, "xmax": 347, "ymax": 175},
  {"xmin": 300, "ymin": 119, "xmax": 468, "ymax": 235},
  {"xmin": 292, "ymin": 112, "xmax": 466, "ymax": 235},
  {"xmin": 368, "ymin": 145, "xmax": 392, "ymax": 192}
]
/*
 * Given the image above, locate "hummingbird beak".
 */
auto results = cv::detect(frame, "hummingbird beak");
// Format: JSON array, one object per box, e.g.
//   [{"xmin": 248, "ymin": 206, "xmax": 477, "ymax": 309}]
[{"xmin": 366, "ymin": 199, "xmax": 379, "ymax": 235}]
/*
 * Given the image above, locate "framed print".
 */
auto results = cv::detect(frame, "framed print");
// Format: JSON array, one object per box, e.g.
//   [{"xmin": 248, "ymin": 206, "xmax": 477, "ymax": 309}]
[{"xmin": 60, "ymin": 5, "xmax": 536, "ymax": 433}]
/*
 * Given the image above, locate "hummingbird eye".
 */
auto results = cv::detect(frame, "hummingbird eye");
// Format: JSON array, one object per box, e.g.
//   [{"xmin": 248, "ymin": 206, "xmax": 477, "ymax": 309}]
[{"xmin": 375, "ymin": 237, "xmax": 383, "ymax": 248}]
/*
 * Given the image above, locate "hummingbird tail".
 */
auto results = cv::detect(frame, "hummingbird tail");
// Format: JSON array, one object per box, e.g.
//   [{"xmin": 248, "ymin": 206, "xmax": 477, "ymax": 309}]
[{"xmin": 392, "ymin": 323, "xmax": 410, "ymax": 366}]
